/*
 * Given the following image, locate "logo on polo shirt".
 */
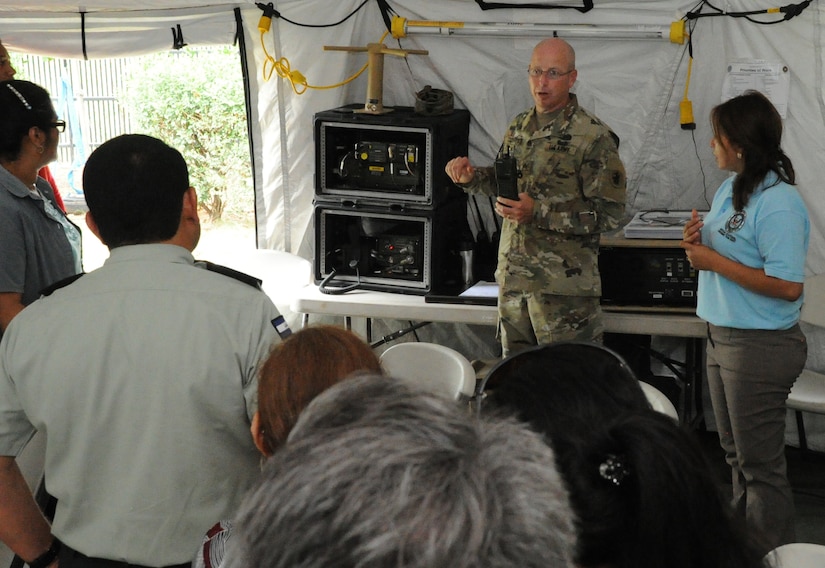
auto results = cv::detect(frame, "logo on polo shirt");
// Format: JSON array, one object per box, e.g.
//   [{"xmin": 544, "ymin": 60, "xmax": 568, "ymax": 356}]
[{"xmin": 718, "ymin": 210, "xmax": 746, "ymax": 242}]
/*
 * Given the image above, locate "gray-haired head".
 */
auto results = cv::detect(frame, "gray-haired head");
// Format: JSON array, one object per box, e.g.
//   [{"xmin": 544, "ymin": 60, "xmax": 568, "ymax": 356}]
[{"xmin": 228, "ymin": 374, "xmax": 576, "ymax": 568}]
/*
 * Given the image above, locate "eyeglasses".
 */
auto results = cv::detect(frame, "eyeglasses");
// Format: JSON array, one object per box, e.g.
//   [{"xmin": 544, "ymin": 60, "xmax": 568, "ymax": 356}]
[
  {"xmin": 527, "ymin": 67, "xmax": 575, "ymax": 80},
  {"xmin": 49, "ymin": 120, "xmax": 66, "ymax": 133}
]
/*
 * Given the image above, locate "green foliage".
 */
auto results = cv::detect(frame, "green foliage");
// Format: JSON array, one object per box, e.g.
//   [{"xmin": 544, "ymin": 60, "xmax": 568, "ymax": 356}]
[{"xmin": 122, "ymin": 47, "xmax": 252, "ymax": 222}]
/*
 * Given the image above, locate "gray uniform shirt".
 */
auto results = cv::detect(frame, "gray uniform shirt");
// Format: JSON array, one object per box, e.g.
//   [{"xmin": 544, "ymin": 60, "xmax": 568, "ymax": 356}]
[
  {"xmin": 0, "ymin": 165, "xmax": 80, "ymax": 305},
  {"xmin": 0, "ymin": 244, "xmax": 282, "ymax": 565}
]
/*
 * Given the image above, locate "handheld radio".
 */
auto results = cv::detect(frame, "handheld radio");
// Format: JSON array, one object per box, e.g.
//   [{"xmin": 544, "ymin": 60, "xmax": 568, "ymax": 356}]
[{"xmin": 494, "ymin": 146, "xmax": 519, "ymax": 201}]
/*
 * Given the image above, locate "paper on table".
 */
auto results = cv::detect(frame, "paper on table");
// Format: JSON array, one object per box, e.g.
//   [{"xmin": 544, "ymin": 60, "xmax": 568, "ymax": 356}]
[{"xmin": 459, "ymin": 281, "xmax": 499, "ymax": 298}]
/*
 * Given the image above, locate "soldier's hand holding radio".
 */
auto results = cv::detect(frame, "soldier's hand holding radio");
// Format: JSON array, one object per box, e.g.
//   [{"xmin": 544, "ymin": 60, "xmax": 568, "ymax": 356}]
[{"xmin": 494, "ymin": 147, "xmax": 532, "ymax": 225}]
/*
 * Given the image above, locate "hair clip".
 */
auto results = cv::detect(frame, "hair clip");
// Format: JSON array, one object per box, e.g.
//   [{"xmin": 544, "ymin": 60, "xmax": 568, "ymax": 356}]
[
  {"xmin": 598, "ymin": 454, "xmax": 630, "ymax": 486},
  {"xmin": 6, "ymin": 84, "xmax": 32, "ymax": 110}
]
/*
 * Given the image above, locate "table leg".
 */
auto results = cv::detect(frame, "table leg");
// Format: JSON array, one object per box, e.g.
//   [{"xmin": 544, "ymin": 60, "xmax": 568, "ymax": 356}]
[{"xmin": 686, "ymin": 337, "xmax": 706, "ymax": 429}]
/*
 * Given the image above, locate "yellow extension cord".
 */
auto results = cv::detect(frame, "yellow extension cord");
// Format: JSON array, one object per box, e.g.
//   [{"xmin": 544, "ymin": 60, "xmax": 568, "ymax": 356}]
[
  {"xmin": 258, "ymin": 11, "xmax": 386, "ymax": 95},
  {"xmin": 680, "ymin": 56, "xmax": 696, "ymax": 129}
]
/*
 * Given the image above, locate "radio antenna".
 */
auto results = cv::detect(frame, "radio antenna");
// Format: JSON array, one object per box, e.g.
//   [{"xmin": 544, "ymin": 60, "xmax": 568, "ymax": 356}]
[{"xmin": 324, "ymin": 42, "xmax": 428, "ymax": 114}]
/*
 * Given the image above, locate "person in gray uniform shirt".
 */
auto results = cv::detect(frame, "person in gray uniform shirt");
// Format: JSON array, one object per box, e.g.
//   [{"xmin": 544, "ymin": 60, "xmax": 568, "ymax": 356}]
[
  {"xmin": 0, "ymin": 134, "xmax": 286, "ymax": 568},
  {"xmin": 0, "ymin": 79, "xmax": 82, "ymax": 336}
]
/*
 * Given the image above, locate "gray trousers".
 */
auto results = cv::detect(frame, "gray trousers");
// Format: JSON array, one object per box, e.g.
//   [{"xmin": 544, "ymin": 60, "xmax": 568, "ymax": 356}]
[{"xmin": 706, "ymin": 323, "xmax": 807, "ymax": 554}]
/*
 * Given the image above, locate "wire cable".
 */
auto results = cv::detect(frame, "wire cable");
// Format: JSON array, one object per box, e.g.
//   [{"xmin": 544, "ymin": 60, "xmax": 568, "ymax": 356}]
[
  {"xmin": 689, "ymin": 128, "xmax": 711, "ymax": 209},
  {"xmin": 256, "ymin": 1, "xmax": 380, "ymax": 93},
  {"xmin": 256, "ymin": 1, "xmax": 370, "ymax": 29},
  {"xmin": 686, "ymin": 0, "xmax": 812, "ymax": 25}
]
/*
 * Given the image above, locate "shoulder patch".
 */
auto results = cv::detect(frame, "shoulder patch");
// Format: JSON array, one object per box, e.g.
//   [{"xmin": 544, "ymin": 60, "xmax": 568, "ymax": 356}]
[
  {"xmin": 39, "ymin": 273, "xmax": 85, "ymax": 297},
  {"xmin": 195, "ymin": 260, "xmax": 263, "ymax": 290}
]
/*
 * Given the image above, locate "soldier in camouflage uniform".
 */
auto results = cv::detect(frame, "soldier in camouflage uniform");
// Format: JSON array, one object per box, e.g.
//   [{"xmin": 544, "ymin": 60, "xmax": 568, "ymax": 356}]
[{"xmin": 446, "ymin": 38, "xmax": 626, "ymax": 356}]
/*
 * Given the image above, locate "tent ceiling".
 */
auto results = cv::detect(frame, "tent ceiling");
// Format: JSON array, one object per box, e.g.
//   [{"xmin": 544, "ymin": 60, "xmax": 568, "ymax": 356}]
[
  {"xmin": 0, "ymin": 5, "xmax": 242, "ymax": 58},
  {"xmin": 0, "ymin": 1, "xmax": 254, "ymax": 12}
]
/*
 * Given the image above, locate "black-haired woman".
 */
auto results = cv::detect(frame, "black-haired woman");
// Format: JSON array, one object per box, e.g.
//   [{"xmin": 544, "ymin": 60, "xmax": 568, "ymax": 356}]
[
  {"xmin": 682, "ymin": 90, "xmax": 809, "ymax": 554},
  {"xmin": 0, "ymin": 79, "xmax": 81, "ymax": 333}
]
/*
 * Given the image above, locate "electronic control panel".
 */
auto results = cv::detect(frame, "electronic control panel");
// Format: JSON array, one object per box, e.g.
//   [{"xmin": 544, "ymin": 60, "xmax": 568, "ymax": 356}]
[
  {"xmin": 314, "ymin": 105, "xmax": 470, "ymax": 208},
  {"xmin": 314, "ymin": 196, "xmax": 467, "ymax": 295},
  {"xmin": 341, "ymin": 141, "xmax": 421, "ymax": 191},
  {"xmin": 599, "ymin": 244, "xmax": 698, "ymax": 308}
]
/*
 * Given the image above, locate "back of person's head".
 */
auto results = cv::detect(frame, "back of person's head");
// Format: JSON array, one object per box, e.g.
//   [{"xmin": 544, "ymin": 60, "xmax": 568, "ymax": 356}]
[
  {"xmin": 256, "ymin": 324, "xmax": 382, "ymax": 453},
  {"xmin": 481, "ymin": 341, "xmax": 651, "ymax": 440},
  {"xmin": 230, "ymin": 374, "xmax": 576, "ymax": 568},
  {"xmin": 558, "ymin": 412, "xmax": 766, "ymax": 568},
  {"xmin": 0, "ymin": 80, "xmax": 55, "ymax": 161},
  {"xmin": 711, "ymin": 90, "xmax": 793, "ymax": 208},
  {"xmin": 82, "ymin": 134, "xmax": 189, "ymax": 247}
]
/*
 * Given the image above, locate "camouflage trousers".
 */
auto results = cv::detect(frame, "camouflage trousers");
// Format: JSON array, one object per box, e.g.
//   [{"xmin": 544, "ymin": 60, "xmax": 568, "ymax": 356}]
[{"xmin": 498, "ymin": 290, "xmax": 603, "ymax": 357}]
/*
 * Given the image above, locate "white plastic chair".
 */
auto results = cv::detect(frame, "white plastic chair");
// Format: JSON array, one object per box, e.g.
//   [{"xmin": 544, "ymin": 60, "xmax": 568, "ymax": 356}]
[
  {"xmin": 786, "ymin": 273, "xmax": 825, "ymax": 452},
  {"xmin": 639, "ymin": 381, "xmax": 679, "ymax": 421},
  {"xmin": 379, "ymin": 342, "xmax": 477, "ymax": 401},
  {"xmin": 765, "ymin": 542, "xmax": 825, "ymax": 567}
]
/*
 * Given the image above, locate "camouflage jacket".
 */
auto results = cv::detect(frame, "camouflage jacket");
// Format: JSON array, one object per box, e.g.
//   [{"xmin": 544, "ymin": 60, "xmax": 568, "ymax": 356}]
[{"xmin": 461, "ymin": 94, "xmax": 626, "ymax": 296}]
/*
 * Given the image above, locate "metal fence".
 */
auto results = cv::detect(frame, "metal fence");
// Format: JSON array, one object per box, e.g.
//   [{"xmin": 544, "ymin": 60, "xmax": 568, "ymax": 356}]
[
  {"xmin": 12, "ymin": 48, "xmax": 248, "ymax": 214},
  {"xmin": 15, "ymin": 55, "xmax": 135, "ymax": 166}
]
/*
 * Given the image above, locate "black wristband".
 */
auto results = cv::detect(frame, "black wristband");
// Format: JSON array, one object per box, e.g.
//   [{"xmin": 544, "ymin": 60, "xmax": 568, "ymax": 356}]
[{"xmin": 28, "ymin": 538, "xmax": 61, "ymax": 568}]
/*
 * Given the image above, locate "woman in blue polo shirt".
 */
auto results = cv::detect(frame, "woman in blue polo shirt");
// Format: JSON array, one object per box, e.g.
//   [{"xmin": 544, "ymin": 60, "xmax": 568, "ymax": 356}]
[{"xmin": 682, "ymin": 90, "xmax": 808, "ymax": 555}]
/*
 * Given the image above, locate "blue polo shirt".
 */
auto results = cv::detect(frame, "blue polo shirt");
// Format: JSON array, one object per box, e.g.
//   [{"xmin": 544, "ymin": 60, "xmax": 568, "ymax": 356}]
[{"xmin": 697, "ymin": 172, "xmax": 809, "ymax": 330}]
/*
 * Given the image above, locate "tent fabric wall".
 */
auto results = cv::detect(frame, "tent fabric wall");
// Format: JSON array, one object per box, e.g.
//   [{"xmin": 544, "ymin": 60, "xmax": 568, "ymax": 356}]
[
  {"xmin": 2, "ymin": 0, "xmax": 825, "ymax": 444},
  {"xmin": 244, "ymin": 0, "xmax": 825, "ymax": 271},
  {"xmin": 242, "ymin": 0, "xmax": 825, "ymax": 445}
]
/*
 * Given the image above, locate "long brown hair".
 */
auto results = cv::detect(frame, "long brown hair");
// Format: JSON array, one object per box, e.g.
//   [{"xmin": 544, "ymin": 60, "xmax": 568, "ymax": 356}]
[
  {"xmin": 710, "ymin": 90, "xmax": 794, "ymax": 211},
  {"xmin": 257, "ymin": 324, "xmax": 382, "ymax": 453}
]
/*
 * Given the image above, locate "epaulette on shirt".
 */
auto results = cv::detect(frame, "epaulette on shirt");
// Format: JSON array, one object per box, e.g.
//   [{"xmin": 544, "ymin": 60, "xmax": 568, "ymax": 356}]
[
  {"xmin": 40, "ymin": 273, "xmax": 85, "ymax": 297},
  {"xmin": 195, "ymin": 260, "xmax": 263, "ymax": 291},
  {"xmin": 196, "ymin": 260, "xmax": 292, "ymax": 340}
]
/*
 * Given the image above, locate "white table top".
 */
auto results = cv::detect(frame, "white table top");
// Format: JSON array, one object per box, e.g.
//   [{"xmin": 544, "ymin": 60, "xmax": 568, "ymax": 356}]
[{"xmin": 291, "ymin": 285, "xmax": 707, "ymax": 339}]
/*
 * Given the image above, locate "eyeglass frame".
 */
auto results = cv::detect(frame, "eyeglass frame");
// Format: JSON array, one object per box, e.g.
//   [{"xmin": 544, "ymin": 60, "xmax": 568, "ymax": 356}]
[
  {"xmin": 48, "ymin": 120, "xmax": 66, "ymax": 133},
  {"xmin": 527, "ymin": 67, "xmax": 575, "ymax": 80}
]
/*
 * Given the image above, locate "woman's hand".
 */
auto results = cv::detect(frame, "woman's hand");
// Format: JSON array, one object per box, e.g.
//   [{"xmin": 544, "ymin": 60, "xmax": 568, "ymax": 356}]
[
  {"xmin": 681, "ymin": 238, "xmax": 803, "ymax": 301},
  {"xmin": 681, "ymin": 241, "xmax": 715, "ymax": 271},
  {"xmin": 681, "ymin": 208, "xmax": 703, "ymax": 245}
]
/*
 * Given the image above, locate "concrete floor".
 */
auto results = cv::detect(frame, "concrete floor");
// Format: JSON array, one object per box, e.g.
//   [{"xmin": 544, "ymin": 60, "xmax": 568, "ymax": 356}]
[{"xmin": 696, "ymin": 429, "xmax": 825, "ymax": 547}]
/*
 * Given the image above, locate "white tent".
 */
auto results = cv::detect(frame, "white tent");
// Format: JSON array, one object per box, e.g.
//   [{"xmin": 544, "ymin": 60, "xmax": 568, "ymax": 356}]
[
  {"xmin": 2, "ymin": 0, "xmax": 825, "ymax": 441},
  {"xmin": 3, "ymin": 1, "xmax": 822, "ymax": 262}
]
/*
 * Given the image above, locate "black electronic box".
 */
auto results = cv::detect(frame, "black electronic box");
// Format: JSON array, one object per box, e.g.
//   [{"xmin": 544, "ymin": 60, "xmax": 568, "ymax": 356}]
[
  {"xmin": 312, "ymin": 104, "xmax": 473, "ymax": 295},
  {"xmin": 314, "ymin": 105, "xmax": 470, "ymax": 208},
  {"xmin": 314, "ymin": 196, "xmax": 468, "ymax": 295},
  {"xmin": 599, "ymin": 245, "xmax": 698, "ymax": 308}
]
